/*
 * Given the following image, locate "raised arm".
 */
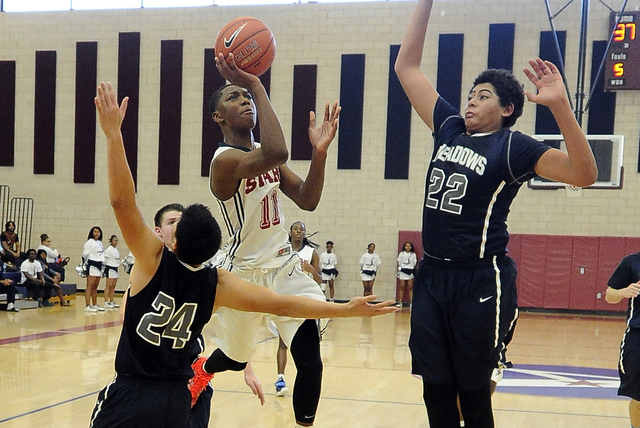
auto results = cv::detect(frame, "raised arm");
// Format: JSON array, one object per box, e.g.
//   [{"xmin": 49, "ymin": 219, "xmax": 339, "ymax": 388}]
[
  {"xmin": 523, "ymin": 59, "xmax": 598, "ymax": 187},
  {"xmin": 95, "ymin": 82, "xmax": 164, "ymax": 294},
  {"xmin": 394, "ymin": 0, "xmax": 439, "ymax": 131},
  {"xmin": 210, "ymin": 54, "xmax": 289, "ymax": 200},
  {"xmin": 278, "ymin": 101, "xmax": 340, "ymax": 210}
]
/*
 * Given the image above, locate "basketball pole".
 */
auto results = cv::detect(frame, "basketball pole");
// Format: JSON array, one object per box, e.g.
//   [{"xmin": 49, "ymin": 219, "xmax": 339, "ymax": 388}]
[
  {"xmin": 574, "ymin": 0, "xmax": 590, "ymax": 126},
  {"xmin": 542, "ymin": 0, "xmax": 590, "ymax": 126}
]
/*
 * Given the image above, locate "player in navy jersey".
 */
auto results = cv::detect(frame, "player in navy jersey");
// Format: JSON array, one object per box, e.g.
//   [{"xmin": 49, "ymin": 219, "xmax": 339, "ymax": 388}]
[
  {"xmin": 395, "ymin": 1, "xmax": 597, "ymax": 426},
  {"xmin": 606, "ymin": 252, "xmax": 640, "ymax": 428},
  {"xmin": 91, "ymin": 81, "xmax": 394, "ymax": 428}
]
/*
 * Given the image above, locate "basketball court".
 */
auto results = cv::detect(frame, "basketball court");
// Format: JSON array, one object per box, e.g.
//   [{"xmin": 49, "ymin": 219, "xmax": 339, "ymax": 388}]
[{"xmin": 0, "ymin": 299, "xmax": 630, "ymax": 427}]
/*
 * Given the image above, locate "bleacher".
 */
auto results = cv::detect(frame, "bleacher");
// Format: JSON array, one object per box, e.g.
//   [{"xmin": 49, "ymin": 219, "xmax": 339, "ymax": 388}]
[{"xmin": 0, "ymin": 270, "xmax": 77, "ymax": 310}]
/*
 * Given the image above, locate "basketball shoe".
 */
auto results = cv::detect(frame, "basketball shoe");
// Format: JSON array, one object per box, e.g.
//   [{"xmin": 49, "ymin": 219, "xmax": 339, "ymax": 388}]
[
  {"xmin": 189, "ymin": 356, "xmax": 214, "ymax": 407},
  {"xmin": 274, "ymin": 375, "xmax": 289, "ymax": 397}
]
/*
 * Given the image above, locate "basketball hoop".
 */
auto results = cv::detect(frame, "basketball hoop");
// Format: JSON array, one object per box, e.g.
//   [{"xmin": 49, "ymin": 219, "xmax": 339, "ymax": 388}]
[{"xmin": 564, "ymin": 183, "xmax": 583, "ymax": 197}]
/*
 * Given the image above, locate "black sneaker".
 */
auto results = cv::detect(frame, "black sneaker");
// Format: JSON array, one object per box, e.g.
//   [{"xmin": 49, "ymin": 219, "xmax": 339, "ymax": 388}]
[{"xmin": 42, "ymin": 301, "xmax": 54, "ymax": 307}]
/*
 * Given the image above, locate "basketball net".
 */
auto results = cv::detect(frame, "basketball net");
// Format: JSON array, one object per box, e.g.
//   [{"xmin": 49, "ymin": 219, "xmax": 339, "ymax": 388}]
[{"xmin": 564, "ymin": 183, "xmax": 583, "ymax": 197}]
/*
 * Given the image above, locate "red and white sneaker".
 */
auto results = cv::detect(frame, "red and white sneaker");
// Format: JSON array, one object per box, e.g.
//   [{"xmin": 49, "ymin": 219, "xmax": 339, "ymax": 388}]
[{"xmin": 188, "ymin": 356, "xmax": 214, "ymax": 407}]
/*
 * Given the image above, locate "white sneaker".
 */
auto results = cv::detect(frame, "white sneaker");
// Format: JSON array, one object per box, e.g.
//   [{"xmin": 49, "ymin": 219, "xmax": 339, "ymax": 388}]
[
  {"xmin": 104, "ymin": 302, "xmax": 115, "ymax": 309},
  {"xmin": 85, "ymin": 305, "xmax": 97, "ymax": 313},
  {"xmin": 110, "ymin": 301, "xmax": 120, "ymax": 308},
  {"xmin": 491, "ymin": 367, "xmax": 504, "ymax": 383},
  {"xmin": 93, "ymin": 305, "xmax": 105, "ymax": 312}
]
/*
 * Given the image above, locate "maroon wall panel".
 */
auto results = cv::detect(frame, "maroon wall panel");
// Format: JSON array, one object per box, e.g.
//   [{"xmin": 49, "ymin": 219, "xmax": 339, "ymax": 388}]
[
  {"xmin": 157, "ymin": 40, "xmax": 183, "ymax": 185},
  {"xmin": 569, "ymin": 236, "xmax": 599, "ymax": 310},
  {"xmin": 396, "ymin": 230, "xmax": 422, "ymax": 303},
  {"xmin": 201, "ymin": 48, "xmax": 226, "ymax": 177},
  {"xmin": 518, "ymin": 234, "xmax": 547, "ymax": 308},
  {"xmin": 506, "ymin": 234, "xmax": 522, "ymax": 271},
  {"xmin": 291, "ymin": 64, "xmax": 317, "ymax": 160},
  {"xmin": 625, "ymin": 237, "xmax": 640, "ymax": 255},
  {"xmin": 543, "ymin": 235, "xmax": 572, "ymax": 309},
  {"xmin": 0, "ymin": 61, "xmax": 16, "ymax": 167},
  {"xmin": 34, "ymin": 50, "xmax": 56, "ymax": 174},
  {"xmin": 595, "ymin": 236, "xmax": 627, "ymax": 312},
  {"xmin": 118, "ymin": 32, "xmax": 140, "ymax": 187},
  {"xmin": 74, "ymin": 41, "xmax": 98, "ymax": 183}
]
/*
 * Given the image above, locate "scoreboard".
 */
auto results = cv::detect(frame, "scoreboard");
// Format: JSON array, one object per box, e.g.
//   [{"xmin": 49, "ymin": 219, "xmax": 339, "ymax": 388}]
[{"xmin": 605, "ymin": 11, "xmax": 640, "ymax": 91}]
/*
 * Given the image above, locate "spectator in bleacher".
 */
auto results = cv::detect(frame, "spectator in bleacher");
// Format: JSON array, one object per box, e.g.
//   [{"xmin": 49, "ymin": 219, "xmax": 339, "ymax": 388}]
[
  {"xmin": 83, "ymin": 226, "xmax": 105, "ymax": 313},
  {"xmin": 0, "ymin": 254, "xmax": 19, "ymax": 312},
  {"xmin": 1, "ymin": 221, "xmax": 28, "ymax": 270},
  {"xmin": 37, "ymin": 249, "xmax": 70, "ymax": 306},
  {"xmin": 103, "ymin": 235, "xmax": 120, "ymax": 309},
  {"xmin": 37, "ymin": 233, "xmax": 68, "ymax": 282},
  {"xmin": 20, "ymin": 248, "xmax": 55, "ymax": 308}
]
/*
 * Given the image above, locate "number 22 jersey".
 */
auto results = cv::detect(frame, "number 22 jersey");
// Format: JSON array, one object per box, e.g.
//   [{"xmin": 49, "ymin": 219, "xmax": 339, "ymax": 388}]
[{"xmin": 422, "ymin": 97, "xmax": 551, "ymax": 261}]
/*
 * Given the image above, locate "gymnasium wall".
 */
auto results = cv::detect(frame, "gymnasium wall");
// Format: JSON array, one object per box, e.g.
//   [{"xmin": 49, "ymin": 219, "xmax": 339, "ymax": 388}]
[{"xmin": 0, "ymin": 1, "xmax": 639, "ymax": 302}]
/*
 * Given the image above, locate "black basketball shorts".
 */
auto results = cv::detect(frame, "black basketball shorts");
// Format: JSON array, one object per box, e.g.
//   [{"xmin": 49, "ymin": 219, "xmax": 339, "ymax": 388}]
[{"xmin": 409, "ymin": 255, "xmax": 518, "ymax": 390}]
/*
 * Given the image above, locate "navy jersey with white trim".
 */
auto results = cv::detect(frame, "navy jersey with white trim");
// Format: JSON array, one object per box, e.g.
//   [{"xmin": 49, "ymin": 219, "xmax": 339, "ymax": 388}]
[
  {"xmin": 422, "ymin": 97, "xmax": 550, "ymax": 260},
  {"xmin": 114, "ymin": 247, "xmax": 217, "ymax": 380},
  {"xmin": 608, "ymin": 252, "xmax": 640, "ymax": 328}
]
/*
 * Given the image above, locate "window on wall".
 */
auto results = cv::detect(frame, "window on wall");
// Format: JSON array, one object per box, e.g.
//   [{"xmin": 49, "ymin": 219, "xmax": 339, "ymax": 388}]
[{"xmin": 2, "ymin": 0, "xmax": 399, "ymax": 11}]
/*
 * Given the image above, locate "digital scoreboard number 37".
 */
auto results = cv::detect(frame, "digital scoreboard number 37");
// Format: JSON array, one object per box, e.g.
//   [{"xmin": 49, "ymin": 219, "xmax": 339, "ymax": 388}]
[{"xmin": 605, "ymin": 11, "xmax": 640, "ymax": 91}]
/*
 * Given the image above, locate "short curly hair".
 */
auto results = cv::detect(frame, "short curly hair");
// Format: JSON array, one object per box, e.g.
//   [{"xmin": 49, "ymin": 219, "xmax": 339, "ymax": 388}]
[
  {"xmin": 174, "ymin": 204, "xmax": 221, "ymax": 266},
  {"xmin": 471, "ymin": 69, "xmax": 524, "ymax": 128}
]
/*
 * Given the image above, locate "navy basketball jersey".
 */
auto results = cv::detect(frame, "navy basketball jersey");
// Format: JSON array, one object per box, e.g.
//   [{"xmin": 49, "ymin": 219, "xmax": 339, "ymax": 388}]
[
  {"xmin": 608, "ymin": 252, "xmax": 640, "ymax": 328},
  {"xmin": 422, "ymin": 97, "xmax": 551, "ymax": 260},
  {"xmin": 114, "ymin": 247, "xmax": 217, "ymax": 380}
]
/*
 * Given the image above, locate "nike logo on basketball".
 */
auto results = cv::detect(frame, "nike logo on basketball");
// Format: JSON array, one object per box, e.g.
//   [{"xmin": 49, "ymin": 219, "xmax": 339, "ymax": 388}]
[
  {"xmin": 224, "ymin": 23, "xmax": 248, "ymax": 48},
  {"xmin": 479, "ymin": 296, "xmax": 493, "ymax": 303}
]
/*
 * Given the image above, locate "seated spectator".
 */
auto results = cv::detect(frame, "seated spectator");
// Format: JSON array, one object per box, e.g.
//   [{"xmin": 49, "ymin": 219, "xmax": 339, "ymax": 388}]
[
  {"xmin": 37, "ymin": 233, "xmax": 68, "ymax": 281},
  {"xmin": 0, "ymin": 255, "xmax": 19, "ymax": 312},
  {"xmin": 1, "ymin": 221, "xmax": 28, "ymax": 269},
  {"xmin": 37, "ymin": 249, "xmax": 70, "ymax": 306},
  {"xmin": 20, "ymin": 248, "xmax": 55, "ymax": 308}
]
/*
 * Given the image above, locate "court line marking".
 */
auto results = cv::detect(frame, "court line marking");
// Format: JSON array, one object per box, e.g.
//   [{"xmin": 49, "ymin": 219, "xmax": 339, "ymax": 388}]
[
  {"xmin": 0, "ymin": 321, "xmax": 120, "ymax": 346},
  {"xmin": 0, "ymin": 391, "xmax": 99, "ymax": 423}
]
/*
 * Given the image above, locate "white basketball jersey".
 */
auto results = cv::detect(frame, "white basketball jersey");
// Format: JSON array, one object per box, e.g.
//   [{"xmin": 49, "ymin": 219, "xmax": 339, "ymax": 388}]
[
  {"xmin": 297, "ymin": 245, "xmax": 314, "ymax": 263},
  {"xmin": 212, "ymin": 144, "xmax": 290, "ymax": 270}
]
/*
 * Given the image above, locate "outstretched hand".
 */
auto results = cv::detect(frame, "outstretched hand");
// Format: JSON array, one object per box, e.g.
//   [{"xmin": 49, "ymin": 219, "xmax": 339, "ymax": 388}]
[
  {"xmin": 243, "ymin": 366, "xmax": 265, "ymax": 406},
  {"xmin": 215, "ymin": 53, "xmax": 261, "ymax": 89},
  {"xmin": 308, "ymin": 101, "xmax": 341, "ymax": 153},
  {"xmin": 522, "ymin": 58, "xmax": 568, "ymax": 109},
  {"xmin": 345, "ymin": 295, "xmax": 398, "ymax": 316},
  {"xmin": 94, "ymin": 81, "xmax": 129, "ymax": 139}
]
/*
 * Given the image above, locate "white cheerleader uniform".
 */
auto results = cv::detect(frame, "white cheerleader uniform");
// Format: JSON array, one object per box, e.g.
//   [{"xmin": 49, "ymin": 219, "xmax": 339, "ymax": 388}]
[
  {"xmin": 360, "ymin": 252, "xmax": 382, "ymax": 281},
  {"xmin": 397, "ymin": 251, "xmax": 417, "ymax": 280}
]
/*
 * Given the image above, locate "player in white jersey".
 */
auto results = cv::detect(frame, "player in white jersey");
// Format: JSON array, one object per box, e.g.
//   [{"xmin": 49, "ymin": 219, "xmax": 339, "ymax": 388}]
[
  {"xmin": 271, "ymin": 221, "xmax": 322, "ymax": 397},
  {"xmin": 190, "ymin": 52, "xmax": 341, "ymax": 427},
  {"xmin": 320, "ymin": 241, "xmax": 338, "ymax": 301}
]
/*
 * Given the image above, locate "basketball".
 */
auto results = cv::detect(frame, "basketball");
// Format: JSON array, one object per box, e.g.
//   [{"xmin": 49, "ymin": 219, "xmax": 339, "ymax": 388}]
[{"xmin": 215, "ymin": 16, "xmax": 276, "ymax": 77}]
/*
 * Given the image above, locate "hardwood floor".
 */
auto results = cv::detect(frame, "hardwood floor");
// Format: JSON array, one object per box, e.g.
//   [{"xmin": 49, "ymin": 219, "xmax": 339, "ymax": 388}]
[{"xmin": 0, "ymin": 298, "xmax": 630, "ymax": 427}]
